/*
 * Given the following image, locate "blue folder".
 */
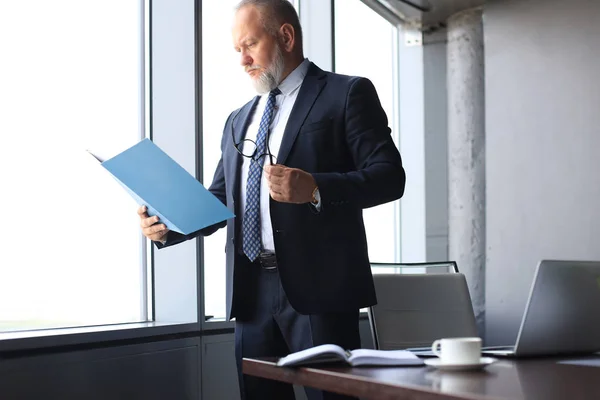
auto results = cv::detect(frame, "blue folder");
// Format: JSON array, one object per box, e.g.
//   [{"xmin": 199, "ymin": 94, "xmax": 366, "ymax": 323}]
[{"xmin": 97, "ymin": 138, "xmax": 234, "ymax": 235}]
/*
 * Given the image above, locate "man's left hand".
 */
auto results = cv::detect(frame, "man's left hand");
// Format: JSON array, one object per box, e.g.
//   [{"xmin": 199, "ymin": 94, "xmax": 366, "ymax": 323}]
[{"xmin": 264, "ymin": 164, "xmax": 316, "ymax": 204}]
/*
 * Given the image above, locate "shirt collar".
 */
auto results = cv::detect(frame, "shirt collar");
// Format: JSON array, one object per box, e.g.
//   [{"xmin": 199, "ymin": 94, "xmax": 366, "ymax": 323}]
[{"xmin": 276, "ymin": 58, "xmax": 310, "ymax": 96}]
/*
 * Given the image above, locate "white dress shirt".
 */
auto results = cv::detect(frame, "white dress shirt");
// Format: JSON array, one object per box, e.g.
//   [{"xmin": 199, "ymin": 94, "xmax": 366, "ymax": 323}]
[{"xmin": 239, "ymin": 58, "xmax": 311, "ymax": 252}]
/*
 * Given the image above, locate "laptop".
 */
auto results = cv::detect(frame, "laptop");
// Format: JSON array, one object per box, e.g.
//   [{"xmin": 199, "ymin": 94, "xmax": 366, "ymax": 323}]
[
  {"xmin": 482, "ymin": 260, "xmax": 600, "ymax": 357},
  {"xmin": 369, "ymin": 273, "xmax": 478, "ymax": 356}
]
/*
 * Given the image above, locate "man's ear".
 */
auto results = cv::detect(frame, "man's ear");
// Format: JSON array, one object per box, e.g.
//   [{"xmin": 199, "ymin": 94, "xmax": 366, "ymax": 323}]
[{"xmin": 279, "ymin": 23, "xmax": 295, "ymax": 53}]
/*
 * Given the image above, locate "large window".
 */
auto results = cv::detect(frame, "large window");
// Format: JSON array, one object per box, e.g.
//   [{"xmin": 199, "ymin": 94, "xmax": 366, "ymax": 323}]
[
  {"xmin": 0, "ymin": 1, "xmax": 147, "ymax": 332},
  {"xmin": 334, "ymin": 0, "xmax": 401, "ymax": 263}
]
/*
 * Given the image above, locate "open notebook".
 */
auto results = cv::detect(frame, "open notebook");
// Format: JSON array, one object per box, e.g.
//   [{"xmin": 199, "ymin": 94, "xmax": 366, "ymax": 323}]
[{"xmin": 276, "ymin": 344, "xmax": 424, "ymax": 367}]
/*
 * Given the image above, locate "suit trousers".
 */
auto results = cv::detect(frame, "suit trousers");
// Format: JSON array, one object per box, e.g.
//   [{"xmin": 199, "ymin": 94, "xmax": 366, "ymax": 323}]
[{"xmin": 234, "ymin": 259, "xmax": 361, "ymax": 400}]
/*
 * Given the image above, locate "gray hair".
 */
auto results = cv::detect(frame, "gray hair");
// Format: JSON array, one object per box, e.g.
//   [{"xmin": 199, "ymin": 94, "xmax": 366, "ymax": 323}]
[{"xmin": 235, "ymin": 0, "xmax": 303, "ymax": 49}]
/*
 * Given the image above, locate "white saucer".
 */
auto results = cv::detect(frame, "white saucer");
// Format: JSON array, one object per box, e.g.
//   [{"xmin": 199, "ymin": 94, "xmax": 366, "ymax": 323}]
[{"xmin": 424, "ymin": 357, "xmax": 497, "ymax": 371}]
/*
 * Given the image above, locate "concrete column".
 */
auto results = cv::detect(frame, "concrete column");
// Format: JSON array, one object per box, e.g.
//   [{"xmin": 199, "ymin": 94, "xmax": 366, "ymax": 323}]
[{"xmin": 447, "ymin": 8, "xmax": 486, "ymax": 338}]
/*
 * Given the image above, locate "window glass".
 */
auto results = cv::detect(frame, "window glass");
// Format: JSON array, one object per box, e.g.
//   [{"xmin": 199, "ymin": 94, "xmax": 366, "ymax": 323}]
[{"xmin": 0, "ymin": 0, "xmax": 146, "ymax": 332}]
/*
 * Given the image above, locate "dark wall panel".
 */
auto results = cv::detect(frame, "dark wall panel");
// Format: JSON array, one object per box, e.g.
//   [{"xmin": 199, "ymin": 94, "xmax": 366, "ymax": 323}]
[{"xmin": 0, "ymin": 338, "xmax": 200, "ymax": 400}]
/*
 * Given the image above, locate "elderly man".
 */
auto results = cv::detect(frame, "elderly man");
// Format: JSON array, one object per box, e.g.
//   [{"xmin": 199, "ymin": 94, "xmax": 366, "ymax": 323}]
[{"xmin": 139, "ymin": 0, "xmax": 405, "ymax": 399}]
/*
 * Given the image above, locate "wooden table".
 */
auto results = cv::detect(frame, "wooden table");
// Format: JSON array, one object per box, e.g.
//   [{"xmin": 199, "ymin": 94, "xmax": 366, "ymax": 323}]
[{"xmin": 243, "ymin": 356, "xmax": 600, "ymax": 399}]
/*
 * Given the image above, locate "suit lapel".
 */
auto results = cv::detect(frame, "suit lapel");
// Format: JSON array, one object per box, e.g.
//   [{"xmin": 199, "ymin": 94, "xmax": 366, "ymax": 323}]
[
  {"xmin": 230, "ymin": 96, "xmax": 260, "ymax": 201},
  {"xmin": 277, "ymin": 63, "xmax": 327, "ymax": 165}
]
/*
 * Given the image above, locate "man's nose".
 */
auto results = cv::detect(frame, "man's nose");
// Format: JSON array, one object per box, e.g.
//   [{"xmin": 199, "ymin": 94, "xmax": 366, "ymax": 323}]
[{"xmin": 240, "ymin": 51, "xmax": 252, "ymax": 67}]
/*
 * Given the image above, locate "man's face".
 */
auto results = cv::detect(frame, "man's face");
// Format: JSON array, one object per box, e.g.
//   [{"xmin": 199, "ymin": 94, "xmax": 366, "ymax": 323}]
[{"xmin": 233, "ymin": 6, "xmax": 284, "ymax": 94}]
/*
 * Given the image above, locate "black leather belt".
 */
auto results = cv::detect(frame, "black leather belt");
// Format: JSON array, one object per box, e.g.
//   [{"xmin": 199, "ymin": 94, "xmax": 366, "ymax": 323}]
[{"xmin": 257, "ymin": 252, "xmax": 277, "ymax": 270}]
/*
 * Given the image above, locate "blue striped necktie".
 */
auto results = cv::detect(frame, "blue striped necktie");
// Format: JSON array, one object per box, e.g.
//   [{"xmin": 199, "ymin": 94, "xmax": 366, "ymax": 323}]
[{"xmin": 242, "ymin": 88, "xmax": 281, "ymax": 262}]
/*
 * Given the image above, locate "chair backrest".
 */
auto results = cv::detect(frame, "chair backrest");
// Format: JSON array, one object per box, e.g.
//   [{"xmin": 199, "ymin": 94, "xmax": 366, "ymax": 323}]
[{"xmin": 368, "ymin": 263, "xmax": 477, "ymax": 350}]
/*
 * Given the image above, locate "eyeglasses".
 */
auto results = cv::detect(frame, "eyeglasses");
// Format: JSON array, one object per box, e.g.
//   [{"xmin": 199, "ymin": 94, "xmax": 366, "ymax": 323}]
[{"xmin": 230, "ymin": 110, "xmax": 278, "ymax": 168}]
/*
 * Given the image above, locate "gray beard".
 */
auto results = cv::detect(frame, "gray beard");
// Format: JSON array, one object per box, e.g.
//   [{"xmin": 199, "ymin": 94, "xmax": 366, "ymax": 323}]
[{"xmin": 252, "ymin": 46, "xmax": 284, "ymax": 95}]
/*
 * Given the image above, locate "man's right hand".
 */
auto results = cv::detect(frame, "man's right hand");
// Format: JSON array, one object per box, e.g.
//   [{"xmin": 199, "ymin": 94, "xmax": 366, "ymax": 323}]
[{"xmin": 138, "ymin": 205, "xmax": 170, "ymax": 242}]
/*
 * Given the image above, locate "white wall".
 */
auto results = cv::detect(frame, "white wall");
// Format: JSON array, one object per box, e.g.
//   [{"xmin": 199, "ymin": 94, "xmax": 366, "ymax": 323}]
[
  {"xmin": 399, "ymin": 26, "xmax": 427, "ymax": 262},
  {"xmin": 484, "ymin": 0, "xmax": 600, "ymax": 345},
  {"xmin": 396, "ymin": 30, "xmax": 449, "ymax": 264},
  {"xmin": 423, "ymin": 33, "xmax": 449, "ymax": 262}
]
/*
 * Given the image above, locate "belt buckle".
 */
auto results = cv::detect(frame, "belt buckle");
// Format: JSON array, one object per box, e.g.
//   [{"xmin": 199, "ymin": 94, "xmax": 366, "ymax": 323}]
[{"xmin": 259, "ymin": 252, "xmax": 277, "ymax": 270}]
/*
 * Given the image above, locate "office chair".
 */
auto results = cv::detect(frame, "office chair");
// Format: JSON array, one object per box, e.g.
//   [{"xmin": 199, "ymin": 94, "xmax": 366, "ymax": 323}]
[{"xmin": 367, "ymin": 261, "xmax": 477, "ymax": 350}]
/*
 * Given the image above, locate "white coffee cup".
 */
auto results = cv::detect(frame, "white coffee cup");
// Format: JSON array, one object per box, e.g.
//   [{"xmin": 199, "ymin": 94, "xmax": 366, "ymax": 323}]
[{"xmin": 431, "ymin": 337, "xmax": 482, "ymax": 365}]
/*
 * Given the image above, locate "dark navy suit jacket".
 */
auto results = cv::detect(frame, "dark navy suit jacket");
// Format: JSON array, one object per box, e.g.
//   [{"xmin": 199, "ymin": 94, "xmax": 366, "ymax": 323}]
[{"xmin": 160, "ymin": 62, "xmax": 406, "ymax": 320}]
